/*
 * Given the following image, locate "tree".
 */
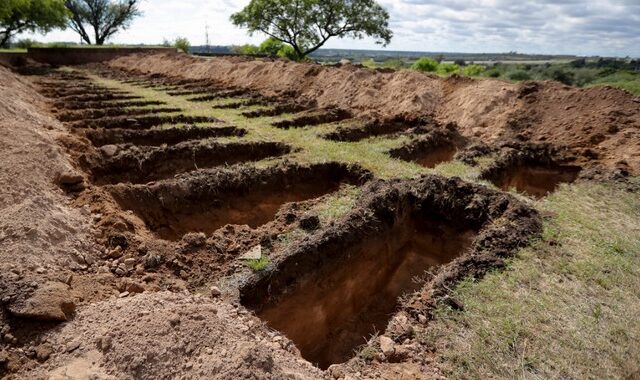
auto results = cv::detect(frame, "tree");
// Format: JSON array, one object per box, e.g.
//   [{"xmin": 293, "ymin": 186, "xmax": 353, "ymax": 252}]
[
  {"xmin": 0, "ymin": 0, "xmax": 68, "ymax": 48},
  {"xmin": 231, "ymin": 0, "xmax": 392, "ymax": 60},
  {"xmin": 64, "ymin": 0, "xmax": 140, "ymax": 45},
  {"xmin": 174, "ymin": 37, "xmax": 189, "ymax": 53},
  {"xmin": 412, "ymin": 57, "xmax": 439, "ymax": 73}
]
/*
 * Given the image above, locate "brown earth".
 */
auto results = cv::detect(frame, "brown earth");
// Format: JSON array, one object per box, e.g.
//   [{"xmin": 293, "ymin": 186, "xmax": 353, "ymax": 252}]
[
  {"xmin": 0, "ymin": 53, "xmax": 637, "ymax": 380},
  {"xmin": 109, "ymin": 53, "xmax": 640, "ymax": 174}
]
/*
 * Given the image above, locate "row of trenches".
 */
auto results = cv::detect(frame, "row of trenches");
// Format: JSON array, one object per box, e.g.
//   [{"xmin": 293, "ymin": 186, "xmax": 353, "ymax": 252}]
[{"xmin": 35, "ymin": 67, "xmax": 575, "ymax": 373}]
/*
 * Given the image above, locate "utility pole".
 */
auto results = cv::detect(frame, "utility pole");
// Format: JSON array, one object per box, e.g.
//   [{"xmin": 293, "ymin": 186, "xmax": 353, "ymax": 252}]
[{"xmin": 205, "ymin": 22, "xmax": 210, "ymax": 54}]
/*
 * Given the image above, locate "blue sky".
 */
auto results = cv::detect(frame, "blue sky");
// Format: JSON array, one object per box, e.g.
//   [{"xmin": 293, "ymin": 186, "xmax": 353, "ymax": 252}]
[{"xmin": 25, "ymin": 0, "xmax": 640, "ymax": 57}]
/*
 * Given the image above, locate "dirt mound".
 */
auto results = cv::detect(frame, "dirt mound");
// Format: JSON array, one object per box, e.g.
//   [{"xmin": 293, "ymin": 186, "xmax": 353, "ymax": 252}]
[
  {"xmin": 17, "ymin": 291, "xmax": 321, "ymax": 379},
  {"xmin": 109, "ymin": 53, "xmax": 640, "ymax": 174}
]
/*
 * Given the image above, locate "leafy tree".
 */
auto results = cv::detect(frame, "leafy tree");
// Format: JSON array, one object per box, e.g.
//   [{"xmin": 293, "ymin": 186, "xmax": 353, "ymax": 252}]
[
  {"xmin": 231, "ymin": 0, "xmax": 392, "ymax": 60},
  {"xmin": 0, "ymin": 0, "xmax": 68, "ymax": 48},
  {"xmin": 174, "ymin": 37, "xmax": 189, "ymax": 53},
  {"xmin": 64, "ymin": 0, "xmax": 140, "ymax": 45},
  {"xmin": 412, "ymin": 57, "xmax": 439, "ymax": 72}
]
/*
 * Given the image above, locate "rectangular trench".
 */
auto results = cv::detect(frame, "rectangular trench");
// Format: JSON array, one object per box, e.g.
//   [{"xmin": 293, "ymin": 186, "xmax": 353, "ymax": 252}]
[
  {"xmin": 109, "ymin": 163, "xmax": 368, "ymax": 241},
  {"xmin": 240, "ymin": 205, "xmax": 477, "ymax": 369}
]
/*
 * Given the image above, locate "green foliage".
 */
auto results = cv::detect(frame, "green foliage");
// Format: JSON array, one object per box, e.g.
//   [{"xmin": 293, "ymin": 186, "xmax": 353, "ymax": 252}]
[
  {"xmin": 258, "ymin": 37, "xmax": 284, "ymax": 56},
  {"xmin": 231, "ymin": 0, "xmax": 392, "ymax": 59},
  {"xmin": 548, "ymin": 68, "xmax": 575, "ymax": 85},
  {"xmin": 65, "ymin": 0, "xmax": 141, "ymax": 45},
  {"xmin": 0, "ymin": 0, "xmax": 68, "ymax": 47},
  {"xmin": 14, "ymin": 37, "xmax": 37, "ymax": 49},
  {"xmin": 231, "ymin": 44, "xmax": 259, "ymax": 55},
  {"xmin": 508, "ymin": 70, "xmax": 531, "ymax": 81},
  {"xmin": 462, "ymin": 64, "xmax": 485, "ymax": 77},
  {"xmin": 245, "ymin": 256, "xmax": 270, "ymax": 271},
  {"xmin": 276, "ymin": 44, "xmax": 297, "ymax": 60},
  {"xmin": 437, "ymin": 63, "xmax": 460, "ymax": 75},
  {"xmin": 173, "ymin": 37, "xmax": 189, "ymax": 53},
  {"xmin": 382, "ymin": 58, "xmax": 408, "ymax": 69},
  {"xmin": 412, "ymin": 57, "xmax": 439, "ymax": 72}
]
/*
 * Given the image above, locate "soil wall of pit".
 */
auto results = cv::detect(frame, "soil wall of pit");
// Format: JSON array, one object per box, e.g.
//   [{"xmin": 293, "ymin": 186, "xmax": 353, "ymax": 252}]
[{"xmin": 108, "ymin": 53, "xmax": 640, "ymax": 174}]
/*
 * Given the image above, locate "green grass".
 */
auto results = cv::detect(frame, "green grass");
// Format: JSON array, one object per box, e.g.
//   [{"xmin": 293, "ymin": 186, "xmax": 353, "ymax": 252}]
[
  {"xmin": 244, "ymin": 256, "xmax": 270, "ymax": 271},
  {"xmin": 426, "ymin": 181, "xmax": 640, "ymax": 379}
]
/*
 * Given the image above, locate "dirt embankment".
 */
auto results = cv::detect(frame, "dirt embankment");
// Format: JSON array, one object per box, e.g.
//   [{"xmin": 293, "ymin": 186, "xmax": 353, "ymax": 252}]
[
  {"xmin": 109, "ymin": 53, "xmax": 640, "ymax": 174},
  {"xmin": 0, "ymin": 65, "xmax": 100, "ymax": 308}
]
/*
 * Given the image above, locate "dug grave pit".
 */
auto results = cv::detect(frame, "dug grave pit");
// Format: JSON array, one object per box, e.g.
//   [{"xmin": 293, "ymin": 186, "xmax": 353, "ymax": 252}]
[
  {"xmin": 82, "ymin": 125, "xmax": 246, "ymax": 147},
  {"xmin": 388, "ymin": 124, "xmax": 463, "ymax": 168},
  {"xmin": 480, "ymin": 143, "xmax": 582, "ymax": 198},
  {"xmin": 486, "ymin": 163, "xmax": 581, "ymax": 198},
  {"xmin": 108, "ymin": 163, "xmax": 369, "ymax": 241},
  {"xmin": 89, "ymin": 140, "xmax": 291, "ymax": 185},
  {"xmin": 239, "ymin": 176, "xmax": 540, "ymax": 370}
]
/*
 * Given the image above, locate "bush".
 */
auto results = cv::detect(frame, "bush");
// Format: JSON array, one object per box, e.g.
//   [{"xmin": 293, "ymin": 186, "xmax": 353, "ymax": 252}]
[
  {"xmin": 231, "ymin": 44, "xmax": 259, "ymax": 55},
  {"xmin": 549, "ymin": 68, "xmax": 575, "ymax": 85},
  {"xmin": 382, "ymin": 58, "xmax": 408, "ymax": 70},
  {"xmin": 14, "ymin": 38, "xmax": 37, "ymax": 49},
  {"xmin": 412, "ymin": 57, "xmax": 439, "ymax": 72},
  {"xmin": 485, "ymin": 68, "xmax": 502, "ymax": 78},
  {"xmin": 462, "ymin": 64, "xmax": 485, "ymax": 77},
  {"xmin": 437, "ymin": 63, "xmax": 460, "ymax": 74},
  {"xmin": 174, "ymin": 37, "xmax": 190, "ymax": 53},
  {"xmin": 259, "ymin": 37, "xmax": 285, "ymax": 56},
  {"xmin": 454, "ymin": 59, "xmax": 466, "ymax": 66},
  {"xmin": 276, "ymin": 44, "xmax": 297, "ymax": 60},
  {"xmin": 508, "ymin": 70, "xmax": 531, "ymax": 81}
]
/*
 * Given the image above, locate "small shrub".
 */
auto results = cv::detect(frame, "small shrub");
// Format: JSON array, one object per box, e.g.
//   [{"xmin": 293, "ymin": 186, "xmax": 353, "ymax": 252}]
[
  {"xmin": 357, "ymin": 345, "xmax": 378, "ymax": 361},
  {"xmin": 454, "ymin": 59, "xmax": 466, "ymax": 66},
  {"xmin": 412, "ymin": 57, "xmax": 439, "ymax": 72},
  {"xmin": 259, "ymin": 37, "xmax": 285, "ymax": 56},
  {"xmin": 276, "ymin": 44, "xmax": 298, "ymax": 60},
  {"xmin": 462, "ymin": 64, "xmax": 485, "ymax": 77},
  {"xmin": 549, "ymin": 68, "xmax": 575, "ymax": 85},
  {"xmin": 14, "ymin": 38, "xmax": 37, "ymax": 49},
  {"xmin": 437, "ymin": 63, "xmax": 460, "ymax": 75},
  {"xmin": 174, "ymin": 37, "xmax": 190, "ymax": 53},
  {"xmin": 508, "ymin": 70, "xmax": 531, "ymax": 81},
  {"xmin": 382, "ymin": 58, "xmax": 408, "ymax": 70},
  {"xmin": 485, "ymin": 68, "xmax": 502, "ymax": 78},
  {"xmin": 231, "ymin": 44, "xmax": 259, "ymax": 55}
]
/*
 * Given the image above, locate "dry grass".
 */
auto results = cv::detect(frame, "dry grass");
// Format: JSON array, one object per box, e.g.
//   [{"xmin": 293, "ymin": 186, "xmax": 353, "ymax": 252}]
[{"xmin": 427, "ymin": 182, "xmax": 640, "ymax": 379}]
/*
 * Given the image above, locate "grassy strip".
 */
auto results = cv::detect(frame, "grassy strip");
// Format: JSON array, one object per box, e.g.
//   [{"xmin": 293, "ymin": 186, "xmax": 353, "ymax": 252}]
[{"xmin": 427, "ymin": 181, "xmax": 640, "ymax": 379}]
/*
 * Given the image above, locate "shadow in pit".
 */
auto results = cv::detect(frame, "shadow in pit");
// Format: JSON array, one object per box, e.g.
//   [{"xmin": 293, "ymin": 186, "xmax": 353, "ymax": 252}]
[
  {"xmin": 108, "ymin": 162, "xmax": 371, "ymax": 241},
  {"xmin": 239, "ymin": 176, "xmax": 541, "ymax": 370},
  {"xmin": 388, "ymin": 123, "xmax": 464, "ymax": 168},
  {"xmin": 480, "ymin": 144, "xmax": 582, "ymax": 198}
]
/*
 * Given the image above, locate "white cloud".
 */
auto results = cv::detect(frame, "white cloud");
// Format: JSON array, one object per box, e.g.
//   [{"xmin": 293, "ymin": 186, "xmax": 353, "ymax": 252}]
[{"xmin": 23, "ymin": 0, "xmax": 640, "ymax": 57}]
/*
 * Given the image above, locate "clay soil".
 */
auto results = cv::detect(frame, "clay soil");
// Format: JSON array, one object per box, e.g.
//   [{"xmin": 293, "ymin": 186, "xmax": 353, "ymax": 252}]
[{"xmin": 0, "ymin": 53, "xmax": 638, "ymax": 380}]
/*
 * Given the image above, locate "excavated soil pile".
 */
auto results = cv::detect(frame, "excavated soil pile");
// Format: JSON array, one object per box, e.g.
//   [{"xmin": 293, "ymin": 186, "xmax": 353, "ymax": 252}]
[{"xmin": 109, "ymin": 53, "xmax": 640, "ymax": 174}]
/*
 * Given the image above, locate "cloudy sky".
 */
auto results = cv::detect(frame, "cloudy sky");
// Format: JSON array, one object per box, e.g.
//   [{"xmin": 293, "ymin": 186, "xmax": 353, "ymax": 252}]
[{"xmin": 26, "ymin": 0, "xmax": 640, "ymax": 57}]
